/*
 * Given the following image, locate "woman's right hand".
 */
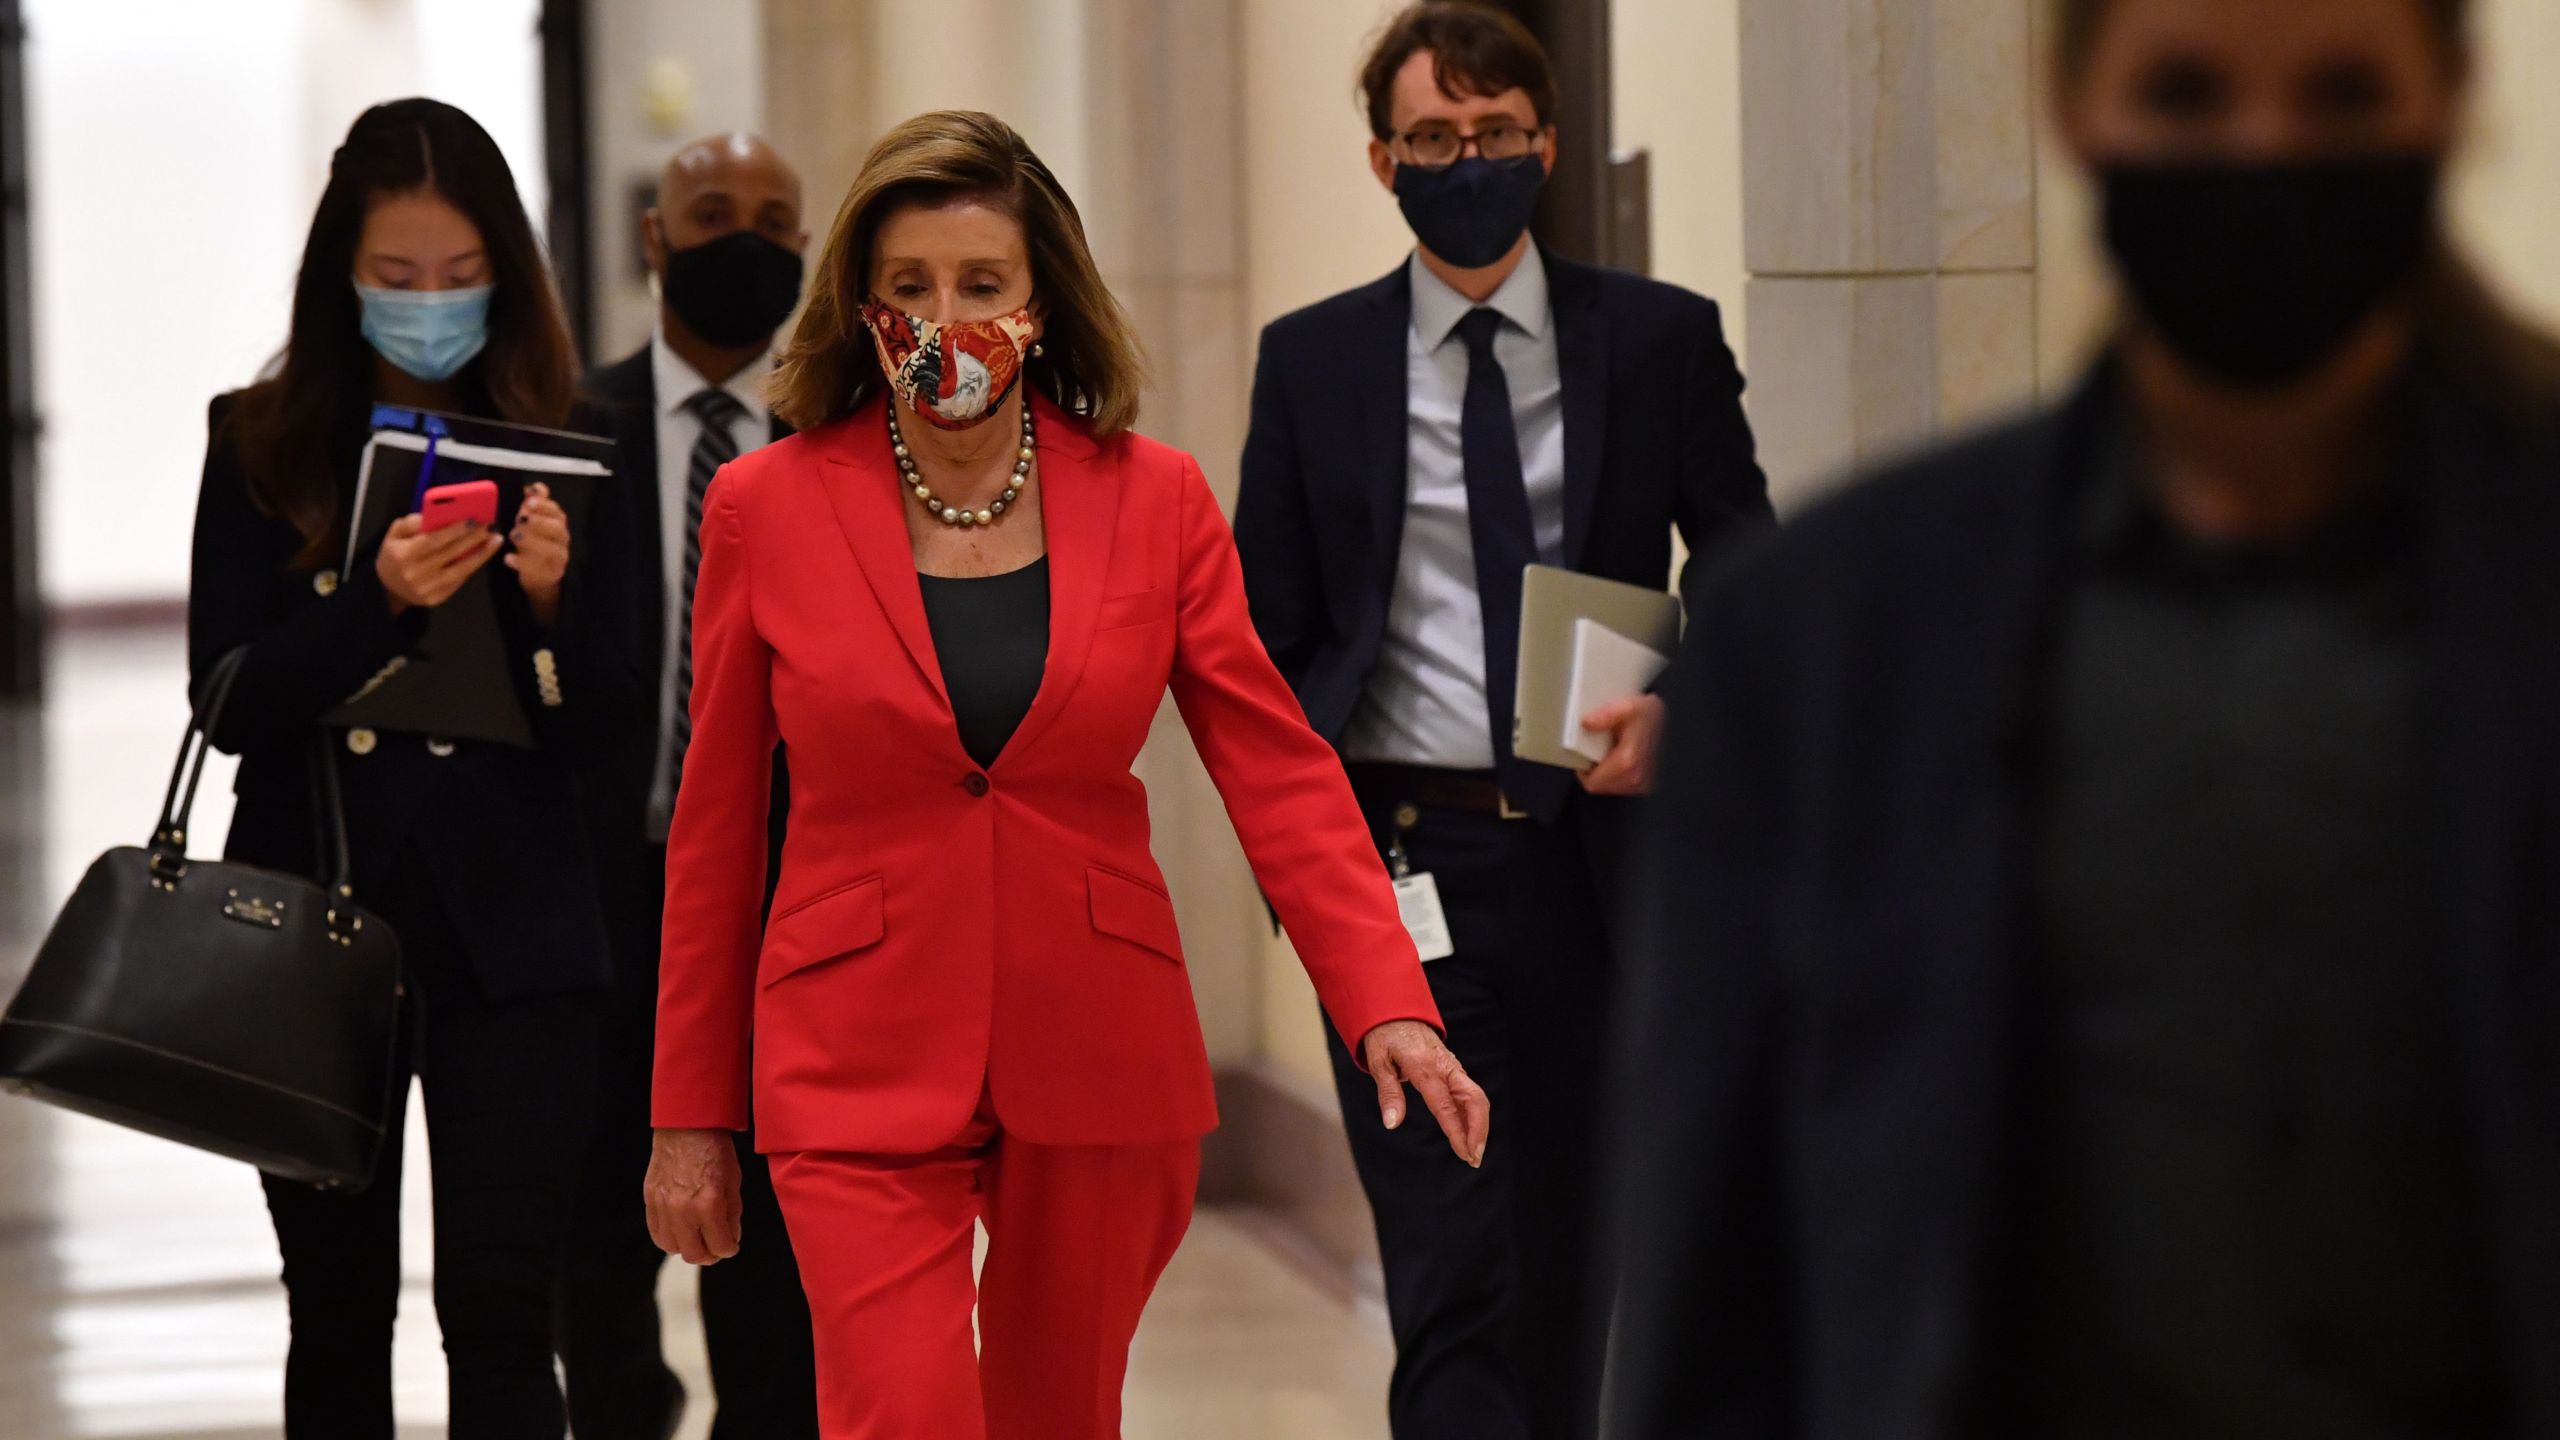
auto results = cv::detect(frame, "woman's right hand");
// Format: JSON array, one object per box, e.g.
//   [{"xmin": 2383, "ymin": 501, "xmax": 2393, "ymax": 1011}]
[
  {"xmin": 376, "ymin": 513, "xmax": 503, "ymax": 615},
  {"xmin": 645, "ymin": 1126, "xmax": 744, "ymax": 1266}
]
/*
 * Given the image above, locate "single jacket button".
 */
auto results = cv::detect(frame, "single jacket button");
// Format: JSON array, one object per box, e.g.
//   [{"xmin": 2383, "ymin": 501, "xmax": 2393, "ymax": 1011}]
[
  {"xmin": 313, "ymin": 569, "xmax": 340, "ymax": 597},
  {"xmin": 345, "ymin": 728, "xmax": 378, "ymax": 756},
  {"xmin": 425, "ymin": 737, "xmax": 457, "ymax": 758},
  {"xmin": 963, "ymin": 773, "xmax": 990, "ymax": 797}
]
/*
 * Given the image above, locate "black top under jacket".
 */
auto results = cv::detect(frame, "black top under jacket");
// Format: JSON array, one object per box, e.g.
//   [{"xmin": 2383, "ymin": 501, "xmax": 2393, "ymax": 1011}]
[{"xmin": 920, "ymin": 557, "xmax": 1052, "ymax": 772}]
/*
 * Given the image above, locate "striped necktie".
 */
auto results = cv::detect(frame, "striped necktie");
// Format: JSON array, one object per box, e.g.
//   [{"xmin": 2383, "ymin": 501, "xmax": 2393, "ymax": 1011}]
[{"xmin": 660, "ymin": 387, "xmax": 747, "ymax": 835}]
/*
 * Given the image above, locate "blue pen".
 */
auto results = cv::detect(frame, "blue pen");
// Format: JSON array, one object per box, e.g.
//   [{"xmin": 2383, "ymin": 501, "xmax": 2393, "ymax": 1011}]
[
  {"xmin": 407, "ymin": 412, "xmax": 462, "ymax": 512},
  {"xmin": 410, "ymin": 434, "xmax": 442, "ymax": 511}
]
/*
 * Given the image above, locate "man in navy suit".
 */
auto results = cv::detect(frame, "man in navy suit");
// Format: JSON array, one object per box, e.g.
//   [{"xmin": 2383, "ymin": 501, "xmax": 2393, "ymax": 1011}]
[
  {"xmin": 1233, "ymin": 6, "xmax": 1770, "ymax": 1437},
  {"xmin": 564, "ymin": 132, "xmax": 817, "ymax": 1440}
]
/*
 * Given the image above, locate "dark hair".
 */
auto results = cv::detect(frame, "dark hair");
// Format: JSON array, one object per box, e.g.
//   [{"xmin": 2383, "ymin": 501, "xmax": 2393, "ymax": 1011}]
[
  {"xmin": 227, "ymin": 99, "xmax": 578, "ymax": 568},
  {"xmin": 1358, "ymin": 2, "xmax": 1557, "ymax": 142},
  {"xmin": 2057, "ymin": 0, "xmax": 2560, "ymax": 404},
  {"xmin": 771, "ymin": 110, "xmax": 1148, "ymax": 436}
]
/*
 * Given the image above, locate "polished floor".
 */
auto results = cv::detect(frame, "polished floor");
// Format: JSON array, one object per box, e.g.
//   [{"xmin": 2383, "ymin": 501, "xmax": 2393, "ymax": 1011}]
[{"xmin": 0, "ymin": 629, "xmax": 1394, "ymax": 1439}]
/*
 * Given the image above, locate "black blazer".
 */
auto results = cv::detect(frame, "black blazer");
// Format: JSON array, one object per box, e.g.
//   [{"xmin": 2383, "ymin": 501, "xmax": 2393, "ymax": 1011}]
[
  {"xmin": 187, "ymin": 392, "xmax": 646, "ymax": 1000},
  {"xmin": 577, "ymin": 345, "xmax": 791, "ymax": 862},
  {"xmin": 1234, "ymin": 252, "xmax": 1772, "ymax": 752},
  {"xmin": 1608, "ymin": 358, "xmax": 2560, "ymax": 1438}
]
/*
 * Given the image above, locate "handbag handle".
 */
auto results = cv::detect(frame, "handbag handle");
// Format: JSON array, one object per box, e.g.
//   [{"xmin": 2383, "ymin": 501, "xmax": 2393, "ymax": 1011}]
[
  {"xmin": 149, "ymin": 647, "xmax": 249, "ymax": 878},
  {"xmin": 151, "ymin": 647, "xmax": 364, "ymax": 944}
]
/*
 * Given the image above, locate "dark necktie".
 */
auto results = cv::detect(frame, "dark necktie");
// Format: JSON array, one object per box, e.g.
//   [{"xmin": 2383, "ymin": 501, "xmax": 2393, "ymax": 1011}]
[
  {"xmin": 662, "ymin": 387, "xmax": 747, "ymax": 833},
  {"xmin": 1454, "ymin": 308, "xmax": 1567, "ymax": 822}
]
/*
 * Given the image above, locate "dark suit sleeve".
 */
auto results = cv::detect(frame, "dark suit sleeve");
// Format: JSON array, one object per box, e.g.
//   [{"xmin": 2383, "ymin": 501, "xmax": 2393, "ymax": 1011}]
[
  {"xmin": 1671, "ymin": 302, "xmax": 1776, "ymax": 619},
  {"xmin": 502, "ymin": 408, "xmax": 649, "ymax": 753},
  {"xmin": 1232, "ymin": 324, "xmax": 1328, "ymax": 692},
  {"xmin": 187, "ymin": 397, "xmax": 429, "ymax": 754},
  {"xmin": 1606, "ymin": 558, "xmax": 1793, "ymax": 1438}
]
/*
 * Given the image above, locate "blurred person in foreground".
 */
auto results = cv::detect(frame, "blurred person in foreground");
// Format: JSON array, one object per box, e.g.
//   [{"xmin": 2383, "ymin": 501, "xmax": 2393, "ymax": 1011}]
[
  {"xmin": 1611, "ymin": 0, "xmax": 2560, "ymax": 1435},
  {"xmin": 191, "ymin": 98, "xmax": 642, "ymax": 1438},
  {"xmin": 1234, "ymin": 6, "xmax": 1768, "ymax": 1435},
  {"xmin": 641, "ymin": 110, "xmax": 1488, "ymax": 1439},
  {"xmin": 563, "ymin": 132, "xmax": 818, "ymax": 1440}
]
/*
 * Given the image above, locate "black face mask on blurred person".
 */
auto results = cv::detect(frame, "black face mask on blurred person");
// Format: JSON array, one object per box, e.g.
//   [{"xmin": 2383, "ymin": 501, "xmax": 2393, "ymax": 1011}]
[
  {"xmin": 2101, "ymin": 154, "xmax": 2443, "ymax": 389},
  {"xmin": 1395, "ymin": 155, "xmax": 1547, "ymax": 270},
  {"xmin": 660, "ymin": 229, "xmax": 806, "ymax": 349}
]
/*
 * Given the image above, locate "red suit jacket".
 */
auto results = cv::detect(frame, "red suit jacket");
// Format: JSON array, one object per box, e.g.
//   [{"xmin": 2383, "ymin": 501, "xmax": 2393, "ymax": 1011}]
[{"xmin": 653, "ymin": 393, "xmax": 1441, "ymax": 1154}]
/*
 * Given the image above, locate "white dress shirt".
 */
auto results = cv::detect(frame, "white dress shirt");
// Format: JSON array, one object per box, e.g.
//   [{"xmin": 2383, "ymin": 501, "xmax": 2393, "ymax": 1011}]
[
  {"xmin": 1343, "ymin": 244, "xmax": 1568, "ymax": 769},
  {"xmin": 648, "ymin": 327, "xmax": 774, "ymax": 828}
]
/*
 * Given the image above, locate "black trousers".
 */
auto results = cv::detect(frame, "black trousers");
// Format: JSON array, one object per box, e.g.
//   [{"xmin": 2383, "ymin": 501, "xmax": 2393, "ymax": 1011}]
[
  {"xmin": 1327, "ymin": 793, "xmax": 1621, "ymax": 1440},
  {"xmin": 558, "ymin": 838, "xmax": 818, "ymax": 1440},
  {"xmin": 262, "ymin": 868, "xmax": 602, "ymax": 1440}
]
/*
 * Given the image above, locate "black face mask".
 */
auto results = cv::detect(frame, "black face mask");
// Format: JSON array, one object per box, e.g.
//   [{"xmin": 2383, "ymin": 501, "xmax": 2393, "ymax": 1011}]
[
  {"xmin": 2101, "ymin": 154, "xmax": 2442, "ymax": 389},
  {"xmin": 660, "ymin": 229, "xmax": 806, "ymax": 348},
  {"xmin": 1394, "ymin": 155, "xmax": 1546, "ymax": 269}
]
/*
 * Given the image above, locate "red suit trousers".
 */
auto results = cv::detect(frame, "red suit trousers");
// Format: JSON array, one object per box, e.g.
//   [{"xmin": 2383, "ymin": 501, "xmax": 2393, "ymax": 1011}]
[{"xmin": 769, "ymin": 1096, "xmax": 1200, "ymax": 1439}]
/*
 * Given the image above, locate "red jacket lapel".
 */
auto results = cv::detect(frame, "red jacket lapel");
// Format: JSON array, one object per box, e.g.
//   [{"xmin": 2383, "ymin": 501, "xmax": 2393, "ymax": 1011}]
[{"xmin": 818, "ymin": 397, "xmax": 950, "ymax": 711}]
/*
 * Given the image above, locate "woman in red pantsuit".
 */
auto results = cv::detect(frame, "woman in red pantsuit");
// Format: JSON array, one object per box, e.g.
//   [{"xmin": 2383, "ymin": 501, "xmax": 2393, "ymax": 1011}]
[{"xmin": 642, "ymin": 110, "xmax": 1491, "ymax": 1440}]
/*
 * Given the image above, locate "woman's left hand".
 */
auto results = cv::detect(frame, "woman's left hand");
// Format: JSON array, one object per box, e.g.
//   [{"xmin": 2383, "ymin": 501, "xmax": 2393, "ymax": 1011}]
[
  {"xmin": 1362, "ymin": 1018, "xmax": 1490, "ymax": 1168},
  {"xmin": 507, "ymin": 481, "xmax": 572, "ymax": 626}
]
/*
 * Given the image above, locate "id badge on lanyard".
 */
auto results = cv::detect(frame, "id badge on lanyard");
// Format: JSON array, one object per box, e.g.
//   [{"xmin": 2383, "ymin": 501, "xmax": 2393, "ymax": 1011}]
[{"xmin": 1384, "ymin": 805, "xmax": 1455, "ymax": 963}]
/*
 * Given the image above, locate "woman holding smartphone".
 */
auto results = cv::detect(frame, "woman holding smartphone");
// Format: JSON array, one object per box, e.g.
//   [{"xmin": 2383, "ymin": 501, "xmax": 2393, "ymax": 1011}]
[{"xmin": 188, "ymin": 99, "xmax": 641, "ymax": 1439}]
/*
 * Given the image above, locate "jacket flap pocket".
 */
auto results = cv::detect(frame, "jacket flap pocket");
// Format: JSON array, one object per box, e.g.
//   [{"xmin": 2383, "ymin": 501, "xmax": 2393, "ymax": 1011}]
[
  {"xmin": 762, "ymin": 876, "xmax": 885, "ymax": 984},
  {"xmin": 1097, "ymin": 588, "xmax": 1171, "ymax": 632},
  {"xmin": 1087, "ymin": 866, "xmax": 1182, "ymax": 962}
]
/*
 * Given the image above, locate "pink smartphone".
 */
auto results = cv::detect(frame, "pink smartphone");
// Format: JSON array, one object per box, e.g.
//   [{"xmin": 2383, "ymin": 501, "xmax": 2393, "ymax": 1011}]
[{"xmin": 418, "ymin": 479, "xmax": 500, "ymax": 533}]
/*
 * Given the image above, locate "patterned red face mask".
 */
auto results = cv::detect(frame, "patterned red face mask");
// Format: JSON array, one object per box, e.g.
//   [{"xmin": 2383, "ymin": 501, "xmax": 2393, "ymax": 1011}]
[{"xmin": 859, "ymin": 297, "xmax": 1039, "ymax": 431}]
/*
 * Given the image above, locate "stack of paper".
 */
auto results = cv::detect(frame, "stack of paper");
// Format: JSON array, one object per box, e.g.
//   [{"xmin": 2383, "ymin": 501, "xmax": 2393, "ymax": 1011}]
[{"xmin": 1560, "ymin": 618, "xmax": 1672, "ymax": 765}]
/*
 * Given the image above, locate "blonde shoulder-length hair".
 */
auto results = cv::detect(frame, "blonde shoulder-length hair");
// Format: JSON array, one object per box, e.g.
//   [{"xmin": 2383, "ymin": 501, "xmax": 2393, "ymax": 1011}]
[{"xmin": 769, "ymin": 110, "xmax": 1147, "ymax": 436}]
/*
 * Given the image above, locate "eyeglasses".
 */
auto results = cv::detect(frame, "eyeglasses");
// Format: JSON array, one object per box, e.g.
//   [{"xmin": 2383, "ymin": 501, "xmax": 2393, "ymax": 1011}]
[{"xmin": 1391, "ymin": 121, "xmax": 1545, "ymax": 171}]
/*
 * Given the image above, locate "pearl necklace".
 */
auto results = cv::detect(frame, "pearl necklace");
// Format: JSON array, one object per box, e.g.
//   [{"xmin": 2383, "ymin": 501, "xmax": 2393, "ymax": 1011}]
[{"xmin": 888, "ymin": 400, "xmax": 1034, "ymax": 528}]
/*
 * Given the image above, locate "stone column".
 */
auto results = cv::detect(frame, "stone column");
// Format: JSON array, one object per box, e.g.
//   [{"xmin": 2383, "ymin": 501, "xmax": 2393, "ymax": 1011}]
[
  {"xmin": 1738, "ymin": 0, "xmax": 2039, "ymax": 507},
  {"xmin": 1076, "ymin": 0, "xmax": 1263, "ymax": 1067},
  {"xmin": 761, "ymin": 0, "xmax": 872, "ymax": 206}
]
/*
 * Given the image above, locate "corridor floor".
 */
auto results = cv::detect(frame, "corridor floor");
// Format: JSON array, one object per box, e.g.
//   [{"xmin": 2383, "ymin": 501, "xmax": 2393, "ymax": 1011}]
[{"xmin": 0, "ymin": 629, "xmax": 1394, "ymax": 1439}]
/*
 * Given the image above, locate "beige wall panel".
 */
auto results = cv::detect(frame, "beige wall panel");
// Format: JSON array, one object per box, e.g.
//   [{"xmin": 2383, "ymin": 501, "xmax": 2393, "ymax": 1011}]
[
  {"xmin": 1935, "ymin": 0, "xmax": 2036, "ymax": 271},
  {"xmin": 1937, "ymin": 270, "xmax": 2037, "ymax": 429},
  {"xmin": 761, "ymin": 0, "xmax": 871, "ymax": 210},
  {"xmin": 1747, "ymin": 274, "xmax": 1938, "ymax": 508},
  {"xmin": 1240, "ymin": 0, "xmax": 1419, "ymax": 328},
  {"xmin": 2027, "ymin": 0, "xmax": 2107, "ymax": 397},
  {"xmin": 2451, "ymin": 0, "xmax": 2560, "ymax": 333},
  {"xmin": 1612, "ymin": 0, "xmax": 1751, "ymax": 354},
  {"xmin": 856, "ymin": 0, "xmax": 1091, "ymax": 199},
  {"xmin": 1135, "ymin": 703, "xmax": 1262, "ymax": 1067},
  {"xmin": 1257, "ymin": 932, "xmax": 1338, "ymax": 1096},
  {"xmin": 1741, "ymin": 0, "xmax": 1935, "ymax": 275}
]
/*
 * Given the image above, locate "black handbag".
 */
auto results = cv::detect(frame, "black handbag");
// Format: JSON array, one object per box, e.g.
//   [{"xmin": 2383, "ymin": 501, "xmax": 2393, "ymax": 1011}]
[{"xmin": 0, "ymin": 648, "xmax": 406, "ymax": 1189}]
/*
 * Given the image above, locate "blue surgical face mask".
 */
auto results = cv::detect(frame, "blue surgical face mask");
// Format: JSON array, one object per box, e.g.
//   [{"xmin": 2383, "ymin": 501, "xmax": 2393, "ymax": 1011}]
[{"xmin": 355, "ymin": 282, "xmax": 493, "ymax": 382}]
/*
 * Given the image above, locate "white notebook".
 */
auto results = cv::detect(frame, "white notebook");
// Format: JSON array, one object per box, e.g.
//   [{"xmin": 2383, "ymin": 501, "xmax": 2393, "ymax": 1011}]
[
  {"xmin": 1511, "ymin": 565, "xmax": 1683, "ymax": 771},
  {"xmin": 1560, "ymin": 619, "xmax": 1672, "ymax": 764}
]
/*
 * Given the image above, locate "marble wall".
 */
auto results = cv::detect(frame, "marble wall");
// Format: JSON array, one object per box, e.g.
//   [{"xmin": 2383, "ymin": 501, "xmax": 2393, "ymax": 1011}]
[{"xmin": 1738, "ymin": 0, "xmax": 2044, "ymax": 509}]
